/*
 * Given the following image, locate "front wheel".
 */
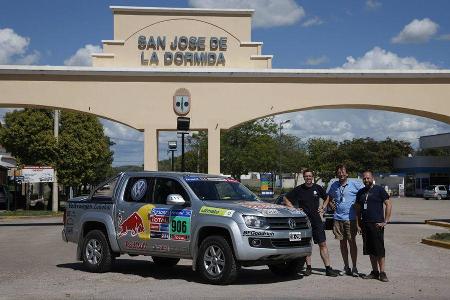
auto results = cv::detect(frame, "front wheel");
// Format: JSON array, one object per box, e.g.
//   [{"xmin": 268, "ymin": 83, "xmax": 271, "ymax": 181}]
[
  {"xmin": 197, "ymin": 235, "xmax": 238, "ymax": 285},
  {"xmin": 268, "ymin": 257, "xmax": 305, "ymax": 277},
  {"xmin": 152, "ymin": 256, "xmax": 180, "ymax": 267},
  {"xmin": 437, "ymin": 194, "xmax": 442, "ymax": 200},
  {"xmin": 82, "ymin": 230, "xmax": 113, "ymax": 273}
]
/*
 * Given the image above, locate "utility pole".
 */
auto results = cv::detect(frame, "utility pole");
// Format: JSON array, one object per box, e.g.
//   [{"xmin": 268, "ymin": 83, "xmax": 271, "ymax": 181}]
[
  {"xmin": 52, "ymin": 110, "xmax": 59, "ymax": 212},
  {"xmin": 278, "ymin": 119, "xmax": 290, "ymax": 190}
]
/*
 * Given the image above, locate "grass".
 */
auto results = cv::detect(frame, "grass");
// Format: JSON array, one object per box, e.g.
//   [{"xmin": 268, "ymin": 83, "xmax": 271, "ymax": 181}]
[
  {"xmin": 0, "ymin": 210, "xmax": 63, "ymax": 217},
  {"xmin": 428, "ymin": 232, "xmax": 450, "ymax": 241}
]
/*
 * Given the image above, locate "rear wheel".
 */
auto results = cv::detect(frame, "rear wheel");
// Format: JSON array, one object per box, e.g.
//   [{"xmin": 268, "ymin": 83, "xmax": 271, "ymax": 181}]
[
  {"xmin": 268, "ymin": 257, "xmax": 305, "ymax": 277},
  {"xmin": 152, "ymin": 256, "xmax": 180, "ymax": 267},
  {"xmin": 197, "ymin": 235, "xmax": 238, "ymax": 285},
  {"xmin": 82, "ymin": 230, "xmax": 113, "ymax": 273}
]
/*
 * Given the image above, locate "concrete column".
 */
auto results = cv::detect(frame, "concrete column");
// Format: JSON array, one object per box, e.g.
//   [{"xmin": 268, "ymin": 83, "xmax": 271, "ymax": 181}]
[
  {"xmin": 144, "ymin": 128, "xmax": 158, "ymax": 171},
  {"xmin": 208, "ymin": 127, "xmax": 221, "ymax": 175},
  {"xmin": 52, "ymin": 109, "xmax": 59, "ymax": 212}
]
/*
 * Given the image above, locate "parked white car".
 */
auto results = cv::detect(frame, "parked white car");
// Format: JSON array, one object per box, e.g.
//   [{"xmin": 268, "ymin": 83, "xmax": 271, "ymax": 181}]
[{"xmin": 423, "ymin": 185, "xmax": 448, "ymax": 200}]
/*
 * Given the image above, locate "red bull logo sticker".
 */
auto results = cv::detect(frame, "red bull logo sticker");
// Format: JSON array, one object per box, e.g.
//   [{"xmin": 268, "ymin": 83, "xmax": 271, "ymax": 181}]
[{"xmin": 118, "ymin": 212, "xmax": 145, "ymax": 237}]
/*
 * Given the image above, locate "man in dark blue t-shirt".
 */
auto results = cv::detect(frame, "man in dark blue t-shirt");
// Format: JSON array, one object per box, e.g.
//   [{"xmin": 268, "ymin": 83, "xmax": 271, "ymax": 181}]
[
  {"xmin": 284, "ymin": 169, "xmax": 339, "ymax": 277},
  {"xmin": 355, "ymin": 170, "xmax": 392, "ymax": 282}
]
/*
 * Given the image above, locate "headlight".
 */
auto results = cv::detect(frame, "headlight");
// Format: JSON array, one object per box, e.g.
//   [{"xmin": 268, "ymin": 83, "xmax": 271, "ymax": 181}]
[{"xmin": 243, "ymin": 215, "xmax": 269, "ymax": 229}]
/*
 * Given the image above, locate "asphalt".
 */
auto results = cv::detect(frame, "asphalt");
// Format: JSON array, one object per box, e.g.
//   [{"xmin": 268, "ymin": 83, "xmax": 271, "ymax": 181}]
[{"xmin": 0, "ymin": 197, "xmax": 449, "ymax": 299}]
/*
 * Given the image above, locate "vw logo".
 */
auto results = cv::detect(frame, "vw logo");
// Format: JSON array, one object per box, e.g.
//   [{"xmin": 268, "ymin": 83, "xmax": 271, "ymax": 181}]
[{"xmin": 288, "ymin": 218, "xmax": 296, "ymax": 229}]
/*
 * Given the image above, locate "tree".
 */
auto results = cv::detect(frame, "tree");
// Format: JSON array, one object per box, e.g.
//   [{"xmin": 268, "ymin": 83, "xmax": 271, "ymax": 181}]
[
  {"xmin": 221, "ymin": 118, "xmax": 278, "ymax": 179},
  {"xmin": 0, "ymin": 109, "xmax": 57, "ymax": 166},
  {"xmin": 0, "ymin": 109, "xmax": 114, "ymax": 193},
  {"xmin": 305, "ymin": 138, "xmax": 341, "ymax": 184},
  {"xmin": 279, "ymin": 135, "xmax": 308, "ymax": 186},
  {"xmin": 57, "ymin": 111, "xmax": 114, "ymax": 189}
]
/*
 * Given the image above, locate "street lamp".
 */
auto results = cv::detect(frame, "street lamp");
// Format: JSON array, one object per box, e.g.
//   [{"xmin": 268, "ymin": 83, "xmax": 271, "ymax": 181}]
[
  {"xmin": 168, "ymin": 141, "xmax": 177, "ymax": 171},
  {"xmin": 278, "ymin": 119, "xmax": 290, "ymax": 189}
]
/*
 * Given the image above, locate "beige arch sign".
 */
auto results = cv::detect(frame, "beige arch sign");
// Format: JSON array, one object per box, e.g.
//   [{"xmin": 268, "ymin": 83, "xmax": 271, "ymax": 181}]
[{"xmin": 0, "ymin": 6, "xmax": 449, "ymax": 174}]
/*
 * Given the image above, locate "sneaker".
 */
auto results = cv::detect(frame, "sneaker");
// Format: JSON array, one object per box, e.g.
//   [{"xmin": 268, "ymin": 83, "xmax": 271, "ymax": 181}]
[
  {"xmin": 362, "ymin": 271, "xmax": 380, "ymax": 280},
  {"xmin": 303, "ymin": 267, "xmax": 312, "ymax": 276},
  {"xmin": 326, "ymin": 267, "xmax": 340, "ymax": 277},
  {"xmin": 351, "ymin": 267, "xmax": 359, "ymax": 277},
  {"xmin": 344, "ymin": 266, "xmax": 352, "ymax": 276},
  {"xmin": 379, "ymin": 272, "xmax": 389, "ymax": 282}
]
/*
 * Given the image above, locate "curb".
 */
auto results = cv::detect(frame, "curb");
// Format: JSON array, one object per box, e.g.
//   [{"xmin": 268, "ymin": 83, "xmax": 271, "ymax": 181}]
[
  {"xmin": 425, "ymin": 220, "xmax": 450, "ymax": 228},
  {"xmin": 421, "ymin": 238, "xmax": 450, "ymax": 250}
]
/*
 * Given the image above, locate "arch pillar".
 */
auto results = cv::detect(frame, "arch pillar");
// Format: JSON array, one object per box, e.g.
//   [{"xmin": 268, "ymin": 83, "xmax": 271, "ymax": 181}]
[
  {"xmin": 208, "ymin": 126, "xmax": 221, "ymax": 175},
  {"xmin": 144, "ymin": 128, "xmax": 158, "ymax": 171}
]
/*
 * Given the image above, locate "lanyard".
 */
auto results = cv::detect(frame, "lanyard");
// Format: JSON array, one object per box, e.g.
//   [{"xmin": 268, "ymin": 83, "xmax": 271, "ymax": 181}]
[
  {"xmin": 364, "ymin": 185, "xmax": 374, "ymax": 205},
  {"xmin": 339, "ymin": 184, "xmax": 347, "ymax": 202}
]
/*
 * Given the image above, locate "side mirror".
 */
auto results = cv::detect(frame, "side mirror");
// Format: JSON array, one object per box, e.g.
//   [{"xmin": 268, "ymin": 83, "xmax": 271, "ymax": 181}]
[{"xmin": 166, "ymin": 194, "xmax": 186, "ymax": 206}]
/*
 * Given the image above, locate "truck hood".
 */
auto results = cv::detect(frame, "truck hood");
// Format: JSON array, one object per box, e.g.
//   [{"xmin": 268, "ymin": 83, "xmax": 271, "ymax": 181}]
[
  {"xmin": 67, "ymin": 196, "xmax": 90, "ymax": 202},
  {"xmin": 201, "ymin": 200, "xmax": 306, "ymax": 217}
]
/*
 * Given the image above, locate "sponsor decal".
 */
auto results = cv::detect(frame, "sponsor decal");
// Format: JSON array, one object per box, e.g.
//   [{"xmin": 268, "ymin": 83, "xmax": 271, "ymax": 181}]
[
  {"xmin": 68, "ymin": 203, "xmax": 112, "ymax": 210},
  {"xmin": 152, "ymin": 244, "xmax": 169, "ymax": 251},
  {"xmin": 149, "ymin": 208, "xmax": 192, "ymax": 241},
  {"xmin": 261, "ymin": 209, "xmax": 280, "ymax": 215},
  {"xmin": 137, "ymin": 204, "xmax": 155, "ymax": 240},
  {"xmin": 118, "ymin": 212, "xmax": 145, "ymax": 237},
  {"xmin": 242, "ymin": 230, "xmax": 275, "ymax": 237},
  {"xmin": 66, "ymin": 217, "xmax": 74, "ymax": 225},
  {"xmin": 125, "ymin": 241, "xmax": 147, "ymax": 250},
  {"xmin": 199, "ymin": 206, "xmax": 234, "ymax": 217},
  {"xmin": 131, "ymin": 179, "xmax": 147, "ymax": 201},
  {"xmin": 286, "ymin": 207, "xmax": 304, "ymax": 215},
  {"xmin": 150, "ymin": 215, "xmax": 169, "ymax": 224}
]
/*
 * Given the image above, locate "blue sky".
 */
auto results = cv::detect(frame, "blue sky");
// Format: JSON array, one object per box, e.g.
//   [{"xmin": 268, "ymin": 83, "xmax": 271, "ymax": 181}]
[{"xmin": 1, "ymin": 0, "xmax": 450, "ymax": 166}]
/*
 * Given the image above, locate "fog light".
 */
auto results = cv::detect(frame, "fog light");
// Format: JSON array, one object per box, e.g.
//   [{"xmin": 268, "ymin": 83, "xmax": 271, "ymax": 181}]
[{"xmin": 251, "ymin": 238, "xmax": 261, "ymax": 247}]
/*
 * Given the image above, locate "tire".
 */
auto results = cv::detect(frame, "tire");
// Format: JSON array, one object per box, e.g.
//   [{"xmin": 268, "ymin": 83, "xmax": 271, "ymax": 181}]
[
  {"xmin": 152, "ymin": 256, "xmax": 180, "ymax": 267},
  {"xmin": 424, "ymin": 197, "xmax": 429, "ymax": 200},
  {"xmin": 268, "ymin": 257, "xmax": 305, "ymax": 277},
  {"xmin": 436, "ymin": 194, "xmax": 442, "ymax": 200},
  {"xmin": 197, "ymin": 235, "xmax": 238, "ymax": 285},
  {"xmin": 82, "ymin": 230, "xmax": 113, "ymax": 273}
]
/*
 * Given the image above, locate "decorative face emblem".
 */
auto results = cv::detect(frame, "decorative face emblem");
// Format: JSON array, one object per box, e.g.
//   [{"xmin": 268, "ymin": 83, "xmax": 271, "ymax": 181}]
[
  {"xmin": 288, "ymin": 218, "xmax": 296, "ymax": 230},
  {"xmin": 173, "ymin": 88, "xmax": 191, "ymax": 116},
  {"xmin": 131, "ymin": 179, "xmax": 147, "ymax": 202}
]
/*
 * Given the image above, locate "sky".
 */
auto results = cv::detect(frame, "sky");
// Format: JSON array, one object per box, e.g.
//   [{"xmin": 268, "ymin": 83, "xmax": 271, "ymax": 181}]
[{"xmin": 0, "ymin": 0, "xmax": 449, "ymax": 166}]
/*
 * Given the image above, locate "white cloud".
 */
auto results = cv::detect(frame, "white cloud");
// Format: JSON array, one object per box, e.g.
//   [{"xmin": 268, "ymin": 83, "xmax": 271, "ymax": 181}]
[
  {"xmin": 188, "ymin": 0, "xmax": 305, "ymax": 28},
  {"xmin": 302, "ymin": 16, "xmax": 324, "ymax": 27},
  {"xmin": 341, "ymin": 47, "xmax": 438, "ymax": 69},
  {"xmin": 0, "ymin": 28, "xmax": 40, "ymax": 65},
  {"xmin": 366, "ymin": 0, "xmax": 382, "ymax": 10},
  {"xmin": 64, "ymin": 44, "xmax": 102, "ymax": 66},
  {"xmin": 391, "ymin": 18, "xmax": 439, "ymax": 44},
  {"xmin": 305, "ymin": 55, "xmax": 328, "ymax": 66}
]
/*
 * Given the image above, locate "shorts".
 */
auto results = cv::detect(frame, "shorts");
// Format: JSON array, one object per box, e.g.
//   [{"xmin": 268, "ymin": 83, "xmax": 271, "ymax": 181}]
[
  {"xmin": 333, "ymin": 220, "xmax": 357, "ymax": 240},
  {"xmin": 311, "ymin": 220, "xmax": 326, "ymax": 244},
  {"xmin": 362, "ymin": 222, "xmax": 385, "ymax": 257}
]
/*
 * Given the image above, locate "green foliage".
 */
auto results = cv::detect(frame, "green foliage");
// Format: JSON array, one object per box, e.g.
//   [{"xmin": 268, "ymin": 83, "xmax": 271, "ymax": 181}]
[
  {"xmin": 57, "ymin": 111, "xmax": 114, "ymax": 187},
  {"xmin": 221, "ymin": 118, "xmax": 278, "ymax": 178},
  {"xmin": 416, "ymin": 148, "xmax": 450, "ymax": 156},
  {"xmin": 0, "ymin": 109, "xmax": 114, "ymax": 188},
  {"xmin": 0, "ymin": 109, "xmax": 57, "ymax": 166}
]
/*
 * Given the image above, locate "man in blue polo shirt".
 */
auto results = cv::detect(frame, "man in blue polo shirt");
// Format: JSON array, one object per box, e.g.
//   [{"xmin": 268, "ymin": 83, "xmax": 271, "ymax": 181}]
[
  {"xmin": 327, "ymin": 164, "xmax": 363, "ymax": 277},
  {"xmin": 355, "ymin": 170, "xmax": 392, "ymax": 282}
]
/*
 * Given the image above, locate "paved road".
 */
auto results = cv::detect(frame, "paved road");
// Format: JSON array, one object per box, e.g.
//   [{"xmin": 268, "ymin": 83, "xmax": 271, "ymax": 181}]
[{"xmin": 0, "ymin": 198, "xmax": 449, "ymax": 299}]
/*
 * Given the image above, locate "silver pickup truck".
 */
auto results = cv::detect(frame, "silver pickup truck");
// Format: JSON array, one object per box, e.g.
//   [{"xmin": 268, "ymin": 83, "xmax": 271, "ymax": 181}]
[{"xmin": 62, "ymin": 172, "xmax": 312, "ymax": 284}]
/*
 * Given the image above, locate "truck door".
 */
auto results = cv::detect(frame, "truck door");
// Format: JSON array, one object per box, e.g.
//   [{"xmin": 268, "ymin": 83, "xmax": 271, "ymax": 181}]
[
  {"xmin": 149, "ymin": 177, "xmax": 192, "ymax": 256},
  {"xmin": 115, "ymin": 176, "xmax": 155, "ymax": 254}
]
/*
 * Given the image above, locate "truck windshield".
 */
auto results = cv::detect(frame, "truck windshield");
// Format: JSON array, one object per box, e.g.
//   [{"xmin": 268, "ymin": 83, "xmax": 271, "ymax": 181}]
[{"xmin": 186, "ymin": 178, "xmax": 259, "ymax": 201}]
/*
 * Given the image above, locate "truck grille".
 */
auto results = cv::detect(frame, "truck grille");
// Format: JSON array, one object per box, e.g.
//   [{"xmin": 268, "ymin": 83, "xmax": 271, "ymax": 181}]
[
  {"xmin": 266, "ymin": 217, "xmax": 309, "ymax": 230},
  {"xmin": 271, "ymin": 238, "xmax": 311, "ymax": 248}
]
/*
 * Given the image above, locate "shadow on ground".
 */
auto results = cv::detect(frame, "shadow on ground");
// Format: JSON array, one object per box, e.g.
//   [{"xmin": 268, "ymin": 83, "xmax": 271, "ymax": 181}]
[{"xmin": 57, "ymin": 258, "xmax": 304, "ymax": 285}]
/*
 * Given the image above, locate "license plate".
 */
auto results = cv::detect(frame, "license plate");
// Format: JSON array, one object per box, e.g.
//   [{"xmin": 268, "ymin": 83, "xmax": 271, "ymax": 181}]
[{"xmin": 289, "ymin": 232, "xmax": 302, "ymax": 241}]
